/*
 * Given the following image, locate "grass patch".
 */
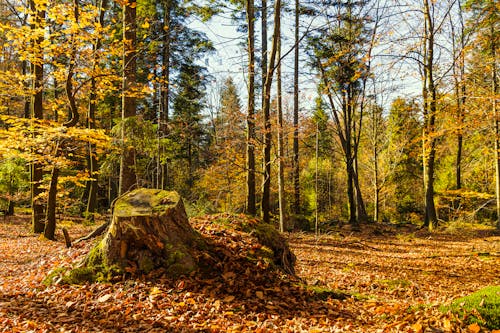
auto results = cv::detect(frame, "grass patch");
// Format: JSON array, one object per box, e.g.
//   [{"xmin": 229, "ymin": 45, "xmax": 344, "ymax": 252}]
[
  {"xmin": 377, "ymin": 278, "xmax": 411, "ymax": 290},
  {"xmin": 445, "ymin": 286, "xmax": 500, "ymax": 329},
  {"xmin": 442, "ymin": 220, "xmax": 496, "ymax": 233},
  {"xmin": 395, "ymin": 233, "xmax": 416, "ymax": 242},
  {"xmin": 305, "ymin": 285, "xmax": 349, "ymax": 301},
  {"xmin": 303, "ymin": 285, "xmax": 372, "ymax": 301}
]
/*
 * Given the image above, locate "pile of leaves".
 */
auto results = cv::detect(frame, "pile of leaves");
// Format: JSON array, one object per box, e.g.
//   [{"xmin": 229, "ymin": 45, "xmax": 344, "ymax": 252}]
[{"xmin": 0, "ymin": 214, "xmax": 499, "ymax": 332}]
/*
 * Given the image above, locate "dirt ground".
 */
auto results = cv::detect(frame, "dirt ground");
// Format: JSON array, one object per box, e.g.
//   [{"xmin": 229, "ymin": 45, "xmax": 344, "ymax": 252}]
[{"xmin": 0, "ymin": 214, "xmax": 499, "ymax": 332}]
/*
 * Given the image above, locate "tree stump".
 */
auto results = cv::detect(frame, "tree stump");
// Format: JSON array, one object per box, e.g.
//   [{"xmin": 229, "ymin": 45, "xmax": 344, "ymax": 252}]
[{"xmin": 78, "ymin": 189, "xmax": 206, "ymax": 280}]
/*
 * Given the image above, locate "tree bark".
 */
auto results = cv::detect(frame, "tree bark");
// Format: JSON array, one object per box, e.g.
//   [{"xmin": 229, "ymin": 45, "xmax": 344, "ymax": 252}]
[
  {"xmin": 160, "ymin": 0, "xmax": 171, "ymax": 190},
  {"xmin": 276, "ymin": 10, "xmax": 286, "ymax": 232},
  {"xmin": 261, "ymin": 0, "xmax": 281, "ymax": 223},
  {"xmin": 261, "ymin": 0, "xmax": 270, "ymax": 222},
  {"xmin": 491, "ymin": 24, "xmax": 499, "ymax": 230},
  {"xmin": 245, "ymin": 0, "xmax": 256, "ymax": 215},
  {"xmin": 422, "ymin": 0, "xmax": 438, "ymax": 230},
  {"xmin": 293, "ymin": 0, "xmax": 300, "ymax": 215},
  {"xmin": 45, "ymin": 0, "xmax": 80, "ymax": 238},
  {"xmin": 86, "ymin": 0, "xmax": 108, "ymax": 220},
  {"xmin": 80, "ymin": 189, "xmax": 205, "ymax": 277},
  {"xmin": 30, "ymin": 0, "xmax": 45, "ymax": 234},
  {"xmin": 119, "ymin": 0, "xmax": 137, "ymax": 195},
  {"xmin": 44, "ymin": 165, "xmax": 59, "ymax": 240}
]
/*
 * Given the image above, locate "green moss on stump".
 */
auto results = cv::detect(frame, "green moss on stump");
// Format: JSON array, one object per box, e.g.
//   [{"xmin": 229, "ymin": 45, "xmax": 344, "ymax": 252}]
[
  {"xmin": 446, "ymin": 286, "xmax": 500, "ymax": 329},
  {"xmin": 46, "ymin": 189, "xmax": 204, "ymax": 284}
]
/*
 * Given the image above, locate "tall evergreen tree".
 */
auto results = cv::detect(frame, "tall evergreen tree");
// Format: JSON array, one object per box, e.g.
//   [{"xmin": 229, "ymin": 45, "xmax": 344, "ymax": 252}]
[{"xmin": 171, "ymin": 61, "xmax": 210, "ymax": 194}]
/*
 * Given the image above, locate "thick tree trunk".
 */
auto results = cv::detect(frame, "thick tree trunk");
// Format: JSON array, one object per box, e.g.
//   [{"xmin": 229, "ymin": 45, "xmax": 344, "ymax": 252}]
[
  {"xmin": 346, "ymin": 160, "xmax": 357, "ymax": 228},
  {"xmin": 7, "ymin": 200, "xmax": 14, "ymax": 216},
  {"xmin": 80, "ymin": 189, "xmax": 205, "ymax": 277},
  {"xmin": 353, "ymin": 160, "xmax": 368, "ymax": 224}
]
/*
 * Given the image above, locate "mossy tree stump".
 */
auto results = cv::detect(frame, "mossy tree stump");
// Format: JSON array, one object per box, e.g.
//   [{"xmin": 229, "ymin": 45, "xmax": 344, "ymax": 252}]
[{"xmin": 80, "ymin": 189, "xmax": 205, "ymax": 279}]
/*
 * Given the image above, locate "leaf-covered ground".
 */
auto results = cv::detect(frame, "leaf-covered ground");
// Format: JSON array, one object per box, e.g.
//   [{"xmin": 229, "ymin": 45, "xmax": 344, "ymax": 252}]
[{"xmin": 0, "ymin": 214, "xmax": 499, "ymax": 332}]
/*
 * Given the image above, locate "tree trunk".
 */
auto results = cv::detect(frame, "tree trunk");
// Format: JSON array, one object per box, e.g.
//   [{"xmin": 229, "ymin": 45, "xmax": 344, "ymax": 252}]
[
  {"xmin": 30, "ymin": 0, "xmax": 45, "ymax": 234},
  {"xmin": 44, "ymin": 0, "xmax": 80, "ymax": 237},
  {"xmin": 422, "ymin": 0, "xmax": 438, "ymax": 230},
  {"xmin": 245, "ymin": 0, "xmax": 256, "ymax": 215},
  {"xmin": 44, "ymin": 166, "xmax": 59, "ymax": 240},
  {"xmin": 160, "ymin": 0, "xmax": 171, "ymax": 190},
  {"xmin": 276, "ymin": 15, "xmax": 286, "ymax": 232},
  {"xmin": 23, "ymin": 60, "xmax": 30, "ymax": 119},
  {"xmin": 354, "ymin": 159, "xmax": 368, "ymax": 223},
  {"xmin": 373, "ymin": 144, "xmax": 379, "ymax": 223},
  {"xmin": 491, "ymin": 24, "xmax": 499, "ymax": 230},
  {"xmin": 119, "ymin": 0, "xmax": 137, "ymax": 195},
  {"xmin": 293, "ymin": 0, "xmax": 300, "ymax": 215},
  {"xmin": 79, "ymin": 189, "xmax": 206, "ymax": 277},
  {"xmin": 261, "ymin": 0, "xmax": 270, "ymax": 223},
  {"xmin": 86, "ymin": 0, "xmax": 108, "ymax": 220},
  {"xmin": 7, "ymin": 200, "xmax": 15, "ymax": 216},
  {"xmin": 261, "ymin": 0, "xmax": 281, "ymax": 224}
]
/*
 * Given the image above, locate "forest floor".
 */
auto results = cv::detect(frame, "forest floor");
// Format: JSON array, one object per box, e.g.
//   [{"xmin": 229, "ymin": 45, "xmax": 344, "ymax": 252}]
[{"xmin": 0, "ymin": 214, "xmax": 499, "ymax": 332}]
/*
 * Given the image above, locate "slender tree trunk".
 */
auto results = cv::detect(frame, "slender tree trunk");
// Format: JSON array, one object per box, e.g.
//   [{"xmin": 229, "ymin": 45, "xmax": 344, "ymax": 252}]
[
  {"xmin": 347, "ymin": 159, "xmax": 357, "ymax": 227},
  {"xmin": 449, "ymin": 3, "xmax": 466, "ymax": 195},
  {"xmin": 491, "ymin": 25, "xmax": 500, "ymax": 230},
  {"xmin": 44, "ymin": 163, "xmax": 59, "ymax": 240},
  {"xmin": 315, "ymin": 122, "xmax": 319, "ymax": 236},
  {"xmin": 160, "ymin": 0, "xmax": 171, "ymax": 190},
  {"xmin": 373, "ymin": 135, "xmax": 379, "ymax": 223},
  {"xmin": 23, "ymin": 60, "xmax": 31, "ymax": 119},
  {"xmin": 261, "ymin": 0, "xmax": 270, "ymax": 222},
  {"xmin": 30, "ymin": 0, "xmax": 45, "ymax": 234},
  {"xmin": 293, "ymin": 0, "xmax": 300, "ymax": 215},
  {"xmin": 119, "ymin": 0, "xmax": 137, "ymax": 195},
  {"xmin": 261, "ymin": 0, "xmax": 281, "ymax": 223},
  {"xmin": 343, "ymin": 93, "xmax": 356, "ymax": 227},
  {"xmin": 45, "ymin": 0, "xmax": 81, "ymax": 239},
  {"xmin": 246, "ymin": 0, "xmax": 256, "ymax": 215},
  {"xmin": 276, "ymin": 12, "xmax": 286, "ymax": 232},
  {"xmin": 86, "ymin": 0, "xmax": 108, "ymax": 219},
  {"xmin": 422, "ymin": 0, "xmax": 438, "ymax": 230}
]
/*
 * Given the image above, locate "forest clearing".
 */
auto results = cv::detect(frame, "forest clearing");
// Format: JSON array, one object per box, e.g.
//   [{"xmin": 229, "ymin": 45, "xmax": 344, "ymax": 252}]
[
  {"xmin": 0, "ymin": 214, "xmax": 498, "ymax": 332},
  {"xmin": 1, "ymin": 0, "xmax": 500, "ymax": 331}
]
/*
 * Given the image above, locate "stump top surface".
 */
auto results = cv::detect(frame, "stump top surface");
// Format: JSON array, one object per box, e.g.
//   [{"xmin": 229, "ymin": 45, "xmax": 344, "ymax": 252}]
[{"xmin": 114, "ymin": 188, "xmax": 180, "ymax": 217}]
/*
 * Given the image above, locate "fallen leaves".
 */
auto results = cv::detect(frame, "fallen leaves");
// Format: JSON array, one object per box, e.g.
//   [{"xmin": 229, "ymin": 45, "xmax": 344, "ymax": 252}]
[{"xmin": 0, "ymin": 214, "xmax": 499, "ymax": 332}]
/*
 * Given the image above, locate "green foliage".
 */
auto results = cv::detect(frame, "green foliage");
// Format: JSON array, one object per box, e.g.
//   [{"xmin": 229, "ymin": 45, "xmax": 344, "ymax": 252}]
[
  {"xmin": 0, "ymin": 158, "xmax": 29, "ymax": 208},
  {"xmin": 446, "ymin": 286, "xmax": 500, "ymax": 329},
  {"xmin": 385, "ymin": 97, "xmax": 423, "ymax": 222},
  {"xmin": 302, "ymin": 157, "xmax": 343, "ymax": 223}
]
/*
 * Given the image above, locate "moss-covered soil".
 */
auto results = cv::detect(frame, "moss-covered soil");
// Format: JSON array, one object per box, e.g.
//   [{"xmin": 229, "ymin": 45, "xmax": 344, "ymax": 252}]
[{"xmin": 446, "ymin": 285, "xmax": 500, "ymax": 329}]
